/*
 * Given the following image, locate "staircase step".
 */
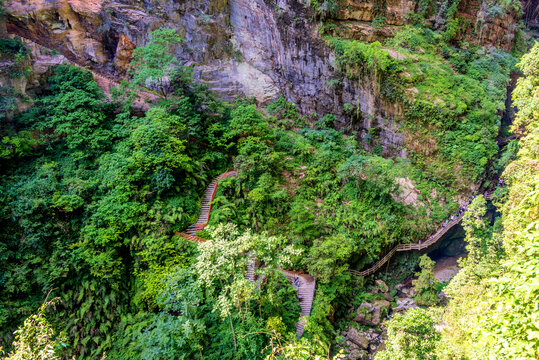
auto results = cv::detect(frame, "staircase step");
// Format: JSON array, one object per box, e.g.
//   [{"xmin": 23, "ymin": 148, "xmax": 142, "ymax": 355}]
[{"xmin": 182, "ymin": 172, "xmax": 235, "ymax": 236}]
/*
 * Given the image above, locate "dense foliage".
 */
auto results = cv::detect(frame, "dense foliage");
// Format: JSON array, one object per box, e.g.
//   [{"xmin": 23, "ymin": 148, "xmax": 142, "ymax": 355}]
[
  {"xmin": 0, "ymin": 2, "xmax": 534, "ymax": 357},
  {"xmin": 377, "ymin": 41, "xmax": 538, "ymax": 360},
  {"xmin": 330, "ymin": 26, "xmax": 516, "ymax": 188},
  {"xmin": 3, "ymin": 297, "xmax": 63, "ymax": 360},
  {"xmin": 438, "ymin": 41, "xmax": 539, "ymax": 360},
  {"xmin": 0, "ymin": 53, "xmax": 240, "ymax": 357},
  {"xmin": 208, "ymin": 97, "xmax": 465, "ymax": 281},
  {"xmin": 376, "ymin": 308, "xmax": 440, "ymax": 360},
  {"xmin": 412, "ymin": 255, "xmax": 439, "ymax": 306},
  {"xmin": 0, "ymin": 32, "xmax": 397, "ymax": 358}
]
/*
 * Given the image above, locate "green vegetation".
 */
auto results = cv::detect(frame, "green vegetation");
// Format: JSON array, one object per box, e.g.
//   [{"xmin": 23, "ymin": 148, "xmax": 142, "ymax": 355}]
[
  {"xmin": 330, "ymin": 26, "xmax": 516, "ymax": 188},
  {"xmin": 376, "ymin": 308, "xmax": 440, "ymax": 360},
  {"xmin": 309, "ymin": 0, "xmax": 338, "ymax": 18},
  {"xmin": 0, "ymin": 30, "xmax": 393, "ymax": 359},
  {"xmin": 412, "ymin": 255, "xmax": 439, "ymax": 306},
  {"xmin": 376, "ymin": 41, "xmax": 539, "ymax": 360},
  {"xmin": 0, "ymin": 39, "xmax": 28, "ymax": 57},
  {"xmin": 0, "ymin": 4, "xmax": 536, "ymax": 358},
  {"xmin": 438, "ymin": 41, "xmax": 539, "ymax": 360},
  {"xmin": 130, "ymin": 28, "xmax": 184, "ymax": 97},
  {"xmin": 209, "ymin": 99, "xmax": 461, "ymax": 279},
  {"xmin": 0, "ymin": 38, "xmax": 30, "ymax": 78},
  {"xmin": 0, "ymin": 60, "xmax": 214, "ymax": 357},
  {"xmin": 4, "ymin": 297, "xmax": 63, "ymax": 360}
]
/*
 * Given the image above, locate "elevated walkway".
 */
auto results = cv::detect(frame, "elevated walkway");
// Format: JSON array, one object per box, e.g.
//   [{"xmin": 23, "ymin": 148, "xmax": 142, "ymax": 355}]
[
  {"xmin": 178, "ymin": 170, "xmax": 237, "ymax": 237},
  {"xmin": 348, "ymin": 191, "xmax": 493, "ymax": 277}
]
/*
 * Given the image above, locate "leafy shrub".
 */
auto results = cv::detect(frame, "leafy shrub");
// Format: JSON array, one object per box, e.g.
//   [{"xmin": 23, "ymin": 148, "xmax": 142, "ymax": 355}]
[
  {"xmin": 375, "ymin": 308, "xmax": 440, "ymax": 360},
  {"xmin": 0, "ymin": 39, "xmax": 28, "ymax": 58},
  {"xmin": 412, "ymin": 255, "xmax": 439, "ymax": 306}
]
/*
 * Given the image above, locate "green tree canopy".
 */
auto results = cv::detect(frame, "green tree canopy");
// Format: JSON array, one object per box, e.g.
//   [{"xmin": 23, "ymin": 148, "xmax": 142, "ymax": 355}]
[{"xmin": 130, "ymin": 28, "xmax": 183, "ymax": 97}]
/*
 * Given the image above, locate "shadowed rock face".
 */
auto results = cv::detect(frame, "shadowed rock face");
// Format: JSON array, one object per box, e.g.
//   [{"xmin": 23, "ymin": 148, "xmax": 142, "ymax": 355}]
[
  {"xmin": 522, "ymin": 0, "xmax": 539, "ymax": 32},
  {"xmin": 3, "ymin": 0, "xmax": 522, "ymax": 157}
]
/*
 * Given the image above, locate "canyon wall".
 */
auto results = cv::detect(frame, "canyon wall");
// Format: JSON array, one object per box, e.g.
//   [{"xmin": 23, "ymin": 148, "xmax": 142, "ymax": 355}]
[{"xmin": 2, "ymin": 0, "xmax": 523, "ymax": 155}]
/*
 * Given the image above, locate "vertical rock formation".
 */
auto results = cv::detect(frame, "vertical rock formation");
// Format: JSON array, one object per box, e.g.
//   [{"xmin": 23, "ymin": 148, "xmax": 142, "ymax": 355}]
[{"xmin": 2, "ymin": 0, "xmax": 524, "ymax": 156}]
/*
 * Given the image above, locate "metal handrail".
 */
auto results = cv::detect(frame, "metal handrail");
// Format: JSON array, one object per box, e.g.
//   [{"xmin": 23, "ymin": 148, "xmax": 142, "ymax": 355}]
[{"xmin": 348, "ymin": 191, "xmax": 494, "ymax": 277}]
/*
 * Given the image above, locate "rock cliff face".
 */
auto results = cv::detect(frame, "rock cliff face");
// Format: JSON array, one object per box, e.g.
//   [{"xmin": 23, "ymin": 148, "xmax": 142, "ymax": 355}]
[
  {"xmin": 522, "ymin": 0, "xmax": 539, "ymax": 32},
  {"xmin": 457, "ymin": 0, "xmax": 520, "ymax": 49},
  {"xmin": 2, "ymin": 0, "xmax": 522, "ymax": 155},
  {"xmin": 326, "ymin": 0, "xmax": 521, "ymax": 48},
  {"xmin": 4, "ymin": 0, "xmax": 406, "ymax": 154}
]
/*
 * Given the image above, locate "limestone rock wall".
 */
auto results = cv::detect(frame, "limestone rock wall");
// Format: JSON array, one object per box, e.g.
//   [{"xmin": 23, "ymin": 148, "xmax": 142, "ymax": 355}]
[
  {"xmin": 4, "ymin": 0, "xmax": 403, "ymax": 153},
  {"xmin": 326, "ymin": 0, "xmax": 521, "ymax": 47},
  {"xmin": 2, "ymin": 0, "xmax": 522, "ymax": 157}
]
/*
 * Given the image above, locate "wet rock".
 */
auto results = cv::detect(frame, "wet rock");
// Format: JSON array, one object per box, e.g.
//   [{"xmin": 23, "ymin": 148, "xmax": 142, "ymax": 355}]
[
  {"xmin": 374, "ymin": 279, "xmax": 389, "ymax": 293},
  {"xmin": 438, "ymin": 291, "xmax": 448, "ymax": 305},
  {"xmin": 341, "ymin": 326, "xmax": 383, "ymax": 359},
  {"xmin": 395, "ymin": 281, "xmax": 416, "ymax": 298},
  {"xmin": 347, "ymin": 326, "xmax": 369, "ymax": 349},
  {"xmin": 114, "ymin": 33, "xmax": 135, "ymax": 72},
  {"xmin": 345, "ymin": 344, "xmax": 368, "ymax": 360},
  {"xmin": 353, "ymin": 302, "xmax": 372, "ymax": 323},
  {"xmin": 354, "ymin": 300, "xmax": 390, "ymax": 326}
]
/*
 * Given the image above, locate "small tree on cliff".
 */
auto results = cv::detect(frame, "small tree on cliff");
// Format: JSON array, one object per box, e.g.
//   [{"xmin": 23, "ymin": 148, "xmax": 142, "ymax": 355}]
[{"xmin": 130, "ymin": 28, "xmax": 183, "ymax": 98}]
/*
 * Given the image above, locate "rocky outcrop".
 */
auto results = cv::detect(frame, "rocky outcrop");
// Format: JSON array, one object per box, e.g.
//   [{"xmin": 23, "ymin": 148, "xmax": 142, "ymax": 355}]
[
  {"xmin": 4, "ymin": 0, "xmax": 408, "ymax": 153},
  {"xmin": 6, "ymin": 1, "xmax": 113, "ymax": 65},
  {"xmin": 326, "ymin": 0, "xmax": 416, "ymax": 42},
  {"xmin": 335, "ymin": 0, "xmax": 415, "ymax": 25},
  {"xmin": 326, "ymin": 0, "xmax": 521, "ymax": 49},
  {"xmin": 353, "ymin": 300, "xmax": 391, "ymax": 326},
  {"xmin": 348, "ymin": 326, "xmax": 370, "ymax": 349},
  {"xmin": 0, "ymin": 34, "xmax": 68, "ymax": 115},
  {"xmin": 392, "ymin": 297, "xmax": 417, "ymax": 312},
  {"xmin": 341, "ymin": 326, "xmax": 384, "ymax": 360}
]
